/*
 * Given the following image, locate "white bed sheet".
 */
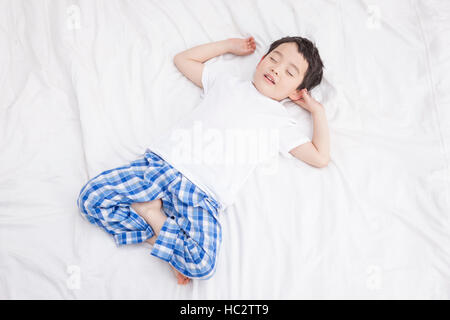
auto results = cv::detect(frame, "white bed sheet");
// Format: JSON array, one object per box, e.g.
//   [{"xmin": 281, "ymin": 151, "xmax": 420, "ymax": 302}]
[{"xmin": 0, "ymin": 0, "xmax": 449, "ymax": 299}]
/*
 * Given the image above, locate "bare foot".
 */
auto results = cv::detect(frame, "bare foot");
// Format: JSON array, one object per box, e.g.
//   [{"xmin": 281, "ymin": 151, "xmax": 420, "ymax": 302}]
[
  {"xmin": 131, "ymin": 200, "xmax": 167, "ymax": 237},
  {"xmin": 170, "ymin": 264, "xmax": 191, "ymax": 285},
  {"xmin": 132, "ymin": 201, "xmax": 190, "ymax": 285},
  {"xmin": 131, "ymin": 199, "xmax": 162, "ymax": 217}
]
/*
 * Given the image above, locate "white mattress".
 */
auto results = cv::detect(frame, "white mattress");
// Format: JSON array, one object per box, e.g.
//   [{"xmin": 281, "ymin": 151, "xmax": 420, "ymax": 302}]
[{"xmin": 0, "ymin": 0, "xmax": 449, "ymax": 299}]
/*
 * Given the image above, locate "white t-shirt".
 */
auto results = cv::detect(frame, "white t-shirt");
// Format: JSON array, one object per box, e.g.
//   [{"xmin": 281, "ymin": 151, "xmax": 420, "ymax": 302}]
[{"xmin": 148, "ymin": 59, "xmax": 310, "ymax": 210}]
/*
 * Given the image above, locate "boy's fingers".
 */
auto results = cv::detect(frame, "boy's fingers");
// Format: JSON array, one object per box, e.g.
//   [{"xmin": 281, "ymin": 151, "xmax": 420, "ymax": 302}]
[{"xmin": 301, "ymin": 89, "xmax": 310, "ymax": 100}]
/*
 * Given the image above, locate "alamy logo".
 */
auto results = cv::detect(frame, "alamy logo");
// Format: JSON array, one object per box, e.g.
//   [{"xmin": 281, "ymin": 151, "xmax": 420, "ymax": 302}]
[
  {"xmin": 66, "ymin": 4, "xmax": 81, "ymax": 30},
  {"xmin": 169, "ymin": 121, "xmax": 280, "ymax": 175},
  {"xmin": 66, "ymin": 265, "xmax": 81, "ymax": 290}
]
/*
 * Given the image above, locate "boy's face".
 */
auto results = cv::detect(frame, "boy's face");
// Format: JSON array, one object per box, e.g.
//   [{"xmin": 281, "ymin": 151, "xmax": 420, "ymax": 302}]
[{"xmin": 252, "ymin": 42, "xmax": 309, "ymax": 102}]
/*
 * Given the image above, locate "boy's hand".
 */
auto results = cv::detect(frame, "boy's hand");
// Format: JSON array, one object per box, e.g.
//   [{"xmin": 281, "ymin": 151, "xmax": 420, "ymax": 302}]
[
  {"xmin": 291, "ymin": 88, "xmax": 324, "ymax": 113},
  {"xmin": 227, "ymin": 36, "xmax": 256, "ymax": 56}
]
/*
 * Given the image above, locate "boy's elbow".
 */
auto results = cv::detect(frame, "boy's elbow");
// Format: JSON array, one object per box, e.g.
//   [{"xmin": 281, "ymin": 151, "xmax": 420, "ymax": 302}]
[
  {"xmin": 173, "ymin": 54, "xmax": 185, "ymax": 65},
  {"xmin": 316, "ymin": 155, "xmax": 330, "ymax": 168},
  {"xmin": 173, "ymin": 54, "xmax": 181, "ymax": 65}
]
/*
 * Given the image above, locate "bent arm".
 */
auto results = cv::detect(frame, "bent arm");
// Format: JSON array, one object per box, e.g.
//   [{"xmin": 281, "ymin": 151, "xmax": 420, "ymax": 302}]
[
  {"xmin": 173, "ymin": 38, "xmax": 231, "ymax": 88},
  {"xmin": 289, "ymin": 107, "xmax": 330, "ymax": 168},
  {"xmin": 289, "ymin": 142, "xmax": 329, "ymax": 168},
  {"xmin": 174, "ymin": 38, "xmax": 231, "ymax": 63}
]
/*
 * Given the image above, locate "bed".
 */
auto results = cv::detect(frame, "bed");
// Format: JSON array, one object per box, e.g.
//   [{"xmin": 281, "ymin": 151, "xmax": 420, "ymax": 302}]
[{"xmin": 0, "ymin": 0, "xmax": 449, "ymax": 299}]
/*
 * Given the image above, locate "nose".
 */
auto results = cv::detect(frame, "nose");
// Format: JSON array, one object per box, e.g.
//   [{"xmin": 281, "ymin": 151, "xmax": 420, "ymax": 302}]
[{"xmin": 271, "ymin": 66, "xmax": 279, "ymax": 76}]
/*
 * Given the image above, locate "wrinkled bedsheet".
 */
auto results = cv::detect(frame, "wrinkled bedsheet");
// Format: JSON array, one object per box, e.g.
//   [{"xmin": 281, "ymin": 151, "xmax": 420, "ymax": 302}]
[{"xmin": 0, "ymin": 0, "xmax": 449, "ymax": 299}]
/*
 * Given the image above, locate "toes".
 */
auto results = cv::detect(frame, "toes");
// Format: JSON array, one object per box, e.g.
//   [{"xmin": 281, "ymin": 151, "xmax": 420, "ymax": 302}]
[
  {"xmin": 171, "ymin": 266, "xmax": 191, "ymax": 285},
  {"xmin": 180, "ymin": 275, "xmax": 191, "ymax": 285},
  {"xmin": 177, "ymin": 274, "xmax": 190, "ymax": 285},
  {"xmin": 171, "ymin": 265, "xmax": 191, "ymax": 285}
]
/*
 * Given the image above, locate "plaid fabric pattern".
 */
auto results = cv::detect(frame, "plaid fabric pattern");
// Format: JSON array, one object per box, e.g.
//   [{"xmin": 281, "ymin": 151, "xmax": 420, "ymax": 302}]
[{"xmin": 77, "ymin": 149, "xmax": 222, "ymax": 279}]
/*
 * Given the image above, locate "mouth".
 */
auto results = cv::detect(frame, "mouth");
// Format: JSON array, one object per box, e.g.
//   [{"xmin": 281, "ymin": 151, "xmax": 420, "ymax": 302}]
[{"xmin": 264, "ymin": 73, "xmax": 275, "ymax": 85}]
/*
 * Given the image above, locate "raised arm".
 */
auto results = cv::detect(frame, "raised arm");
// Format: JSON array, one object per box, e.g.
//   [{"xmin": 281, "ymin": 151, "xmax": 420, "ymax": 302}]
[
  {"xmin": 289, "ymin": 89, "xmax": 330, "ymax": 168},
  {"xmin": 173, "ymin": 37, "xmax": 256, "ymax": 88},
  {"xmin": 173, "ymin": 39, "xmax": 232, "ymax": 88}
]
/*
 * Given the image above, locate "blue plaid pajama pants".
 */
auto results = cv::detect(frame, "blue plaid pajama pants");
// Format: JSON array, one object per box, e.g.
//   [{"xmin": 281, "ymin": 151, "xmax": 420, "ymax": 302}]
[{"xmin": 77, "ymin": 149, "xmax": 222, "ymax": 280}]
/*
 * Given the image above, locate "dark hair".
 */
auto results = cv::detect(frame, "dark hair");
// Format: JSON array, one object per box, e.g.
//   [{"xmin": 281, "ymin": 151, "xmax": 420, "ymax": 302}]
[{"xmin": 265, "ymin": 36, "xmax": 324, "ymax": 91}]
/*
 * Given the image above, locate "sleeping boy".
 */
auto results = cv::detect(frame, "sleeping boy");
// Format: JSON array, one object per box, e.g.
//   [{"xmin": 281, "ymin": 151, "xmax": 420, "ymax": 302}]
[{"xmin": 77, "ymin": 36, "xmax": 330, "ymax": 285}]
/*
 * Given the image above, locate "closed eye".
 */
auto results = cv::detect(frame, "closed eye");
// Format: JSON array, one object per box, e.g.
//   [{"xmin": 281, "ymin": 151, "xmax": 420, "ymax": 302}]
[{"xmin": 270, "ymin": 57, "xmax": 294, "ymax": 77}]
